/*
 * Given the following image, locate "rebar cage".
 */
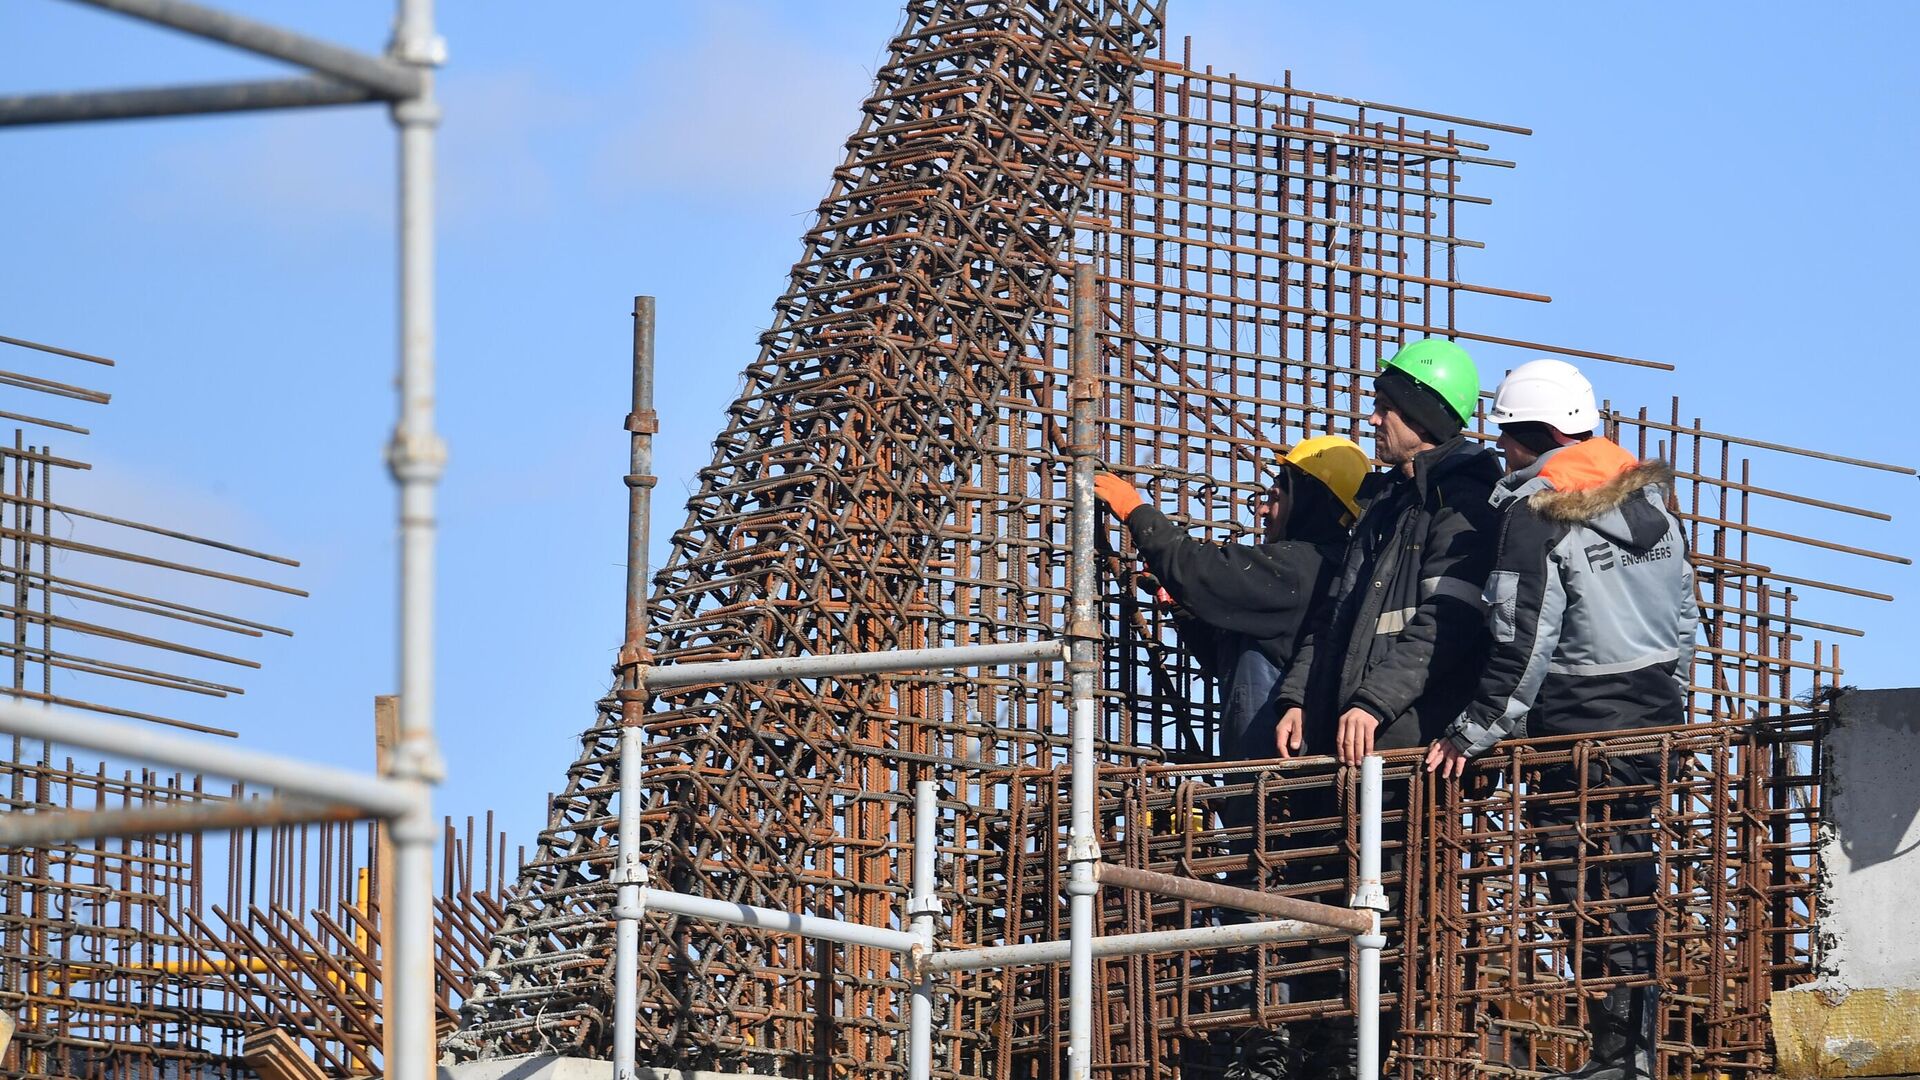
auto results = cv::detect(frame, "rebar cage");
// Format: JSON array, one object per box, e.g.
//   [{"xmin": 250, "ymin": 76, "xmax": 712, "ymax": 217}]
[
  {"xmin": 447, "ymin": 3, "xmax": 1893, "ymax": 1079},
  {"xmin": 0, "ymin": 753, "xmax": 517, "ymax": 1080},
  {"xmin": 987, "ymin": 715, "xmax": 1820, "ymax": 1080}
]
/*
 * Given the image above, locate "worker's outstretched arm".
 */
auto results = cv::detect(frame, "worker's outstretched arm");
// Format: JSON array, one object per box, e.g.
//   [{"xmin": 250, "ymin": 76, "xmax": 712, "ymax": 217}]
[
  {"xmin": 1441, "ymin": 505, "xmax": 1567, "ymax": 757},
  {"xmin": 1124, "ymin": 505, "xmax": 1322, "ymax": 643}
]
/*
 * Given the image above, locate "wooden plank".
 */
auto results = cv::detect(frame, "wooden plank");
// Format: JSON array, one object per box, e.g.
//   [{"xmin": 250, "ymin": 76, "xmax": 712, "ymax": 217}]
[{"xmin": 242, "ymin": 1027, "xmax": 329, "ymax": 1080}]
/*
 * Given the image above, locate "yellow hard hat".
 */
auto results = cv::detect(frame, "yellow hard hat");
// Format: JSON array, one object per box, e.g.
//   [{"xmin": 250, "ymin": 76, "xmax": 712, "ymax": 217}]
[{"xmin": 1283, "ymin": 435, "xmax": 1370, "ymax": 520}]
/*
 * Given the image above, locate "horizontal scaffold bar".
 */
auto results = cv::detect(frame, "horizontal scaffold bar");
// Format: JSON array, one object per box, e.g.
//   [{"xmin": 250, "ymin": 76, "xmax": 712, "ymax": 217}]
[
  {"xmin": 1095, "ymin": 863, "xmax": 1375, "ymax": 935},
  {"xmin": 0, "ymin": 699, "xmax": 416, "ymax": 822},
  {"xmin": 643, "ymin": 639, "xmax": 1067, "ymax": 690},
  {"xmin": 928, "ymin": 918, "xmax": 1331, "ymax": 974},
  {"xmin": 637, "ymin": 887, "xmax": 921, "ymax": 955}
]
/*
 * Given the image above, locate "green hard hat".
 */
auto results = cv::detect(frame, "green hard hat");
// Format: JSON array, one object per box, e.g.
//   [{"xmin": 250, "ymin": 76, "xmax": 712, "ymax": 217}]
[{"xmin": 1382, "ymin": 338, "xmax": 1480, "ymax": 426}]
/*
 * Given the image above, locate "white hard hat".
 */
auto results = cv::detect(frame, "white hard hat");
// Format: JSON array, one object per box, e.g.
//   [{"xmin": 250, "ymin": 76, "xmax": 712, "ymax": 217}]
[{"xmin": 1489, "ymin": 359, "xmax": 1599, "ymax": 435}]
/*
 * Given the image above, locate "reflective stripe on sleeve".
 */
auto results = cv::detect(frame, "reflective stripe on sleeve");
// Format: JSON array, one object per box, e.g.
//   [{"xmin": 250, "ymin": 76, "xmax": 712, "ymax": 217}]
[
  {"xmin": 1546, "ymin": 648, "xmax": 1683, "ymax": 677},
  {"xmin": 1375, "ymin": 607, "xmax": 1417, "ymax": 634},
  {"xmin": 1421, "ymin": 575, "xmax": 1488, "ymax": 609}
]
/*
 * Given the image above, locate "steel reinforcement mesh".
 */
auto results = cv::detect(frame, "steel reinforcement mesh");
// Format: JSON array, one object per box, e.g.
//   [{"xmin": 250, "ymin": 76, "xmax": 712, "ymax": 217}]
[
  {"xmin": 992, "ymin": 717, "xmax": 1821, "ymax": 1080},
  {"xmin": 0, "ymin": 754, "xmax": 516, "ymax": 1080},
  {"xmin": 455, "ymin": 8, "xmax": 1900, "ymax": 1080}
]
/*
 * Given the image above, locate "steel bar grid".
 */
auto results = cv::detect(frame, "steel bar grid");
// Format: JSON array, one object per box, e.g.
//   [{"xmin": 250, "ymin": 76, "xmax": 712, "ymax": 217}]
[
  {"xmin": 0, "ymin": 334, "xmax": 308, "ymax": 741},
  {"xmin": 1396, "ymin": 717, "xmax": 1823, "ymax": 1080},
  {"xmin": 453, "ymin": 0, "xmax": 1168, "ymax": 1067},
  {"xmin": 985, "ymin": 718, "xmax": 1818, "ymax": 1080},
  {"xmin": 448, "ymin": 7, "xmax": 1898, "ymax": 1080},
  {"xmin": 0, "ymin": 752, "xmax": 519, "ymax": 1080}
]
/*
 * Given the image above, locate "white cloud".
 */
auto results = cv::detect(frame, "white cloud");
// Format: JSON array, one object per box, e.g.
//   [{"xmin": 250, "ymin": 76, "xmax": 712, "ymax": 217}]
[
  {"xmin": 126, "ymin": 108, "xmax": 388, "ymax": 232},
  {"xmin": 117, "ymin": 66, "xmax": 596, "ymax": 231},
  {"xmin": 588, "ymin": 6, "xmax": 876, "ymax": 203},
  {"xmin": 440, "ymin": 68, "xmax": 592, "ymax": 224}
]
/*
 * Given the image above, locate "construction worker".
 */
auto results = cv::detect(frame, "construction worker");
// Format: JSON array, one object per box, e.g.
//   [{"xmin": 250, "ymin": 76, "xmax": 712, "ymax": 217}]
[
  {"xmin": 1269, "ymin": 338, "xmax": 1501, "ymax": 1080},
  {"xmin": 1094, "ymin": 435, "xmax": 1369, "ymax": 1080},
  {"xmin": 1424, "ymin": 359, "xmax": 1699, "ymax": 1080},
  {"xmin": 1273, "ymin": 339, "xmax": 1502, "ymax": 764},
  {"xmin": 1091, "ymin": 435, "xmax": 1368, "ymax": 761}
]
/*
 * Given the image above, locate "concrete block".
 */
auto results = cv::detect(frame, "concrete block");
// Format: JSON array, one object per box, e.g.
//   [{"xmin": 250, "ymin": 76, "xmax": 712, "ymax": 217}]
[
  {"xmin": 1817, "ymin": 688, "xmax": 1920, "ymax": 989},
  {"xmin": 1771, "ymin": 689, "xmax": 1920, "ymax": 1078},
  {"xmin": 1772, "ymin": 987, "xmax": 1920, "ymax": 1079}
]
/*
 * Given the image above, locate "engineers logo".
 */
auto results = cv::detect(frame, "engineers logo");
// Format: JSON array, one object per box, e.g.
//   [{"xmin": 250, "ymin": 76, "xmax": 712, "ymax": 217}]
[{"xmin": 1584, "ymin": 542, "xmax": 1617, "ymax": 571}]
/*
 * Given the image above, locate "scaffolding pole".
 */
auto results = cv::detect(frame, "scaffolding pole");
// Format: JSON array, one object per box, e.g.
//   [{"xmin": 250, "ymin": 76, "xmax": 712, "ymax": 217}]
[
  {"xmin": 611, "ymin": 295, "xmax": 657, "ymax": 1080},
  {"xmin": 1064, "ymin": 262, "xmax": 1101, "ymax": 1080},
  {"xmin": 0, "ymin": 4, "xmax": 446, "ymax": 1078},
  {"xmin": 643, "ymin": 640, "xmax": 1067, "ymax": 690},
  {"xmin": 1353, "ymin": 755, "xmax": 1388, "ymax": 1080},
  {"xmin": 908, "ymin": 780, "xmax": 938, "ymax": 1080},
  {"xmin": 382, "ymin": 1, "xmax": 445, "ymax": 1076}
]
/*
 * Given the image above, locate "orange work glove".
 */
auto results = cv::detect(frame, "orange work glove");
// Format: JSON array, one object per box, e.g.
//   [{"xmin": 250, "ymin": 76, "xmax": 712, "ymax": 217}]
[{"xmin": 1092, "ymin": 472, "xmax": 1146, "ymax": 521}]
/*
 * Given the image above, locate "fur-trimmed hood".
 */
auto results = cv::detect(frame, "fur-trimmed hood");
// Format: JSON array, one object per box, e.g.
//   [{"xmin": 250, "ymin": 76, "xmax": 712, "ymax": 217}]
[
  {"xmin": 1493, "ymin": 438, "xmax": 1677, "ymax": 553},
  {"xmin": 1533, "ymin": 458, "xmax": 1674, "ymax": 523}
]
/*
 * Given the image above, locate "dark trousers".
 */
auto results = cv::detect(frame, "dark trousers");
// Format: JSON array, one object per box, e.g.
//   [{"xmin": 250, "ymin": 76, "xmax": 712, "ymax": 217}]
[{"xmin": 1528, "ymin": 752, "xmax": 1663, "ymax": 978}]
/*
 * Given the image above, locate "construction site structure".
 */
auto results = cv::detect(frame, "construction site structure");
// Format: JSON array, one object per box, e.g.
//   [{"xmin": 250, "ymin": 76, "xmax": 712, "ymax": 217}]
[
  {"xmin": 1, "ymin": 1, "xmax": 1913, "ymax": 1079},
  {"xmin": 1, "ymin": 1, "xmax": 462, "ymax": 1079},
  {"xmin": 450, "ymin": 3, "xmax": 1910, "ymax": 1080},
  {"xmin": 0, "ymin": 326, "xmax": 527, "ymax": 1080}
]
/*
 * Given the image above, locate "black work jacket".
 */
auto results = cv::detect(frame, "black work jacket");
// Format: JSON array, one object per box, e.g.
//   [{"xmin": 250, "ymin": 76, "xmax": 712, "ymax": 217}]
[
  {"xmin": 1127, "ymin": 506, "xmax": 1341, "ymax": 759},
  {"xmin": 1277, "ymin": 436, "xmax": 1502, "ymax": 751}
]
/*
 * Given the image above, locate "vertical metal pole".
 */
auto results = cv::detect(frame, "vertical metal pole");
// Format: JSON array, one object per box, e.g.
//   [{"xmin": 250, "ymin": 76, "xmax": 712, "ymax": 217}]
[
  {"xmin": 373, "ymin": 695, "xmax": 400, "ymax": 1072},
  {"xmin": 384, "ymin": 2, "xmax": 445, "ymax": 1080},
  {"xmin": 613, "ymin": 296, "xmax": 658, "ymax": 1079},
  {"xmin": 1065, "ymin": 264, "xmax": 1102, "ymax": 1080},
  {"xmin": 908, "ymin": 780, "xmax": 938, "ymax": 1080},
  {"xmin": 1352, "ymin": 756, "xmax": 1388, "ymax": 1080}
]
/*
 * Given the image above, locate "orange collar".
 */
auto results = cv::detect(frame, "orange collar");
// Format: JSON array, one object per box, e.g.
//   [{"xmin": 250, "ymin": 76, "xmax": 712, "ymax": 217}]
[{"xmin": 1538, "ymin": 437, "xmax": 1638, "ymax": 492}]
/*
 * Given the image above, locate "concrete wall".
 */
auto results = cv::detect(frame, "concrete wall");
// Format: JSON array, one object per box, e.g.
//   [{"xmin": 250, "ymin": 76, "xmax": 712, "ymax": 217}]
[
  {"xmin": 1771, "ymin": 687, "xmax": 1920, "ymax": 1079},
  {"xmin": 1817, "ymin": 686, "xmax": 1920, "ymax": 989}
]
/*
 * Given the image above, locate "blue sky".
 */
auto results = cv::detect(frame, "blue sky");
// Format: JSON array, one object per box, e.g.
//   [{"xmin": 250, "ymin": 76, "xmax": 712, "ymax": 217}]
[{"xmin": 2, "ymin": 1, "xmax": 1914, "ymax": 848}]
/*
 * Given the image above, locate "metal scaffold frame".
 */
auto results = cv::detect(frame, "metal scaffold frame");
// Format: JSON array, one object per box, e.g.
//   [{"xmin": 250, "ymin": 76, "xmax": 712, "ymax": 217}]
[
  {"xmin": 608, "ymin": 283, "xmax": 1389, "ymax": 1080},
  {"xmin": 1, "ymin": 2, "xmax": 448, "ymax": 1079},
  {"xmin": 454, "ymin": 5, "xmax": 1903, "ymax": 1076}
]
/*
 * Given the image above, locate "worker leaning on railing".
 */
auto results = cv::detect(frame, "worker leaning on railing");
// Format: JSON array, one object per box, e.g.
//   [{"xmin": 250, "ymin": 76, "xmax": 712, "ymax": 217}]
[
  {"xmin": 1264, "ymin": 339, "xmax": 1503, "ymax": 1080},
  {"xmin": 1272, "ymin": 339, "xmax": 1504, "ymax": 768},
  {"xmin": 1424, "ymin": 358, "xmax": 1701, "ymax": 1080}
]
